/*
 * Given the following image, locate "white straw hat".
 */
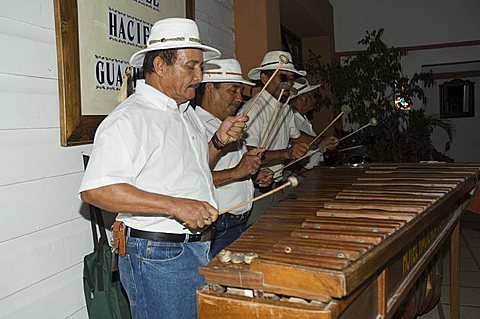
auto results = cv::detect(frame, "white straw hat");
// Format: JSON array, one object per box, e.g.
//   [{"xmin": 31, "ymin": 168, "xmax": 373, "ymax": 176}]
[
  {"xmin": 248, "ymin": 51, "xmax": 306, "ymax": 80},
  {"xmin": 202, "ymin": 59, "xmax": 255, "ymax": 86},
  {"xmin": 292, "ymin": 78, "xmax": 321, "ymax": 96},
  {"xmin": 129, "ymin": 18, "xmax": 221, "ymax": 67}
]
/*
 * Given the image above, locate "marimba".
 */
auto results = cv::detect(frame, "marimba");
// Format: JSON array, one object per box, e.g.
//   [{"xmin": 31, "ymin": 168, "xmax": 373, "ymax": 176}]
[{"xmin": 197, "ymin": 163, "xmax": 480, "ymax": 319}]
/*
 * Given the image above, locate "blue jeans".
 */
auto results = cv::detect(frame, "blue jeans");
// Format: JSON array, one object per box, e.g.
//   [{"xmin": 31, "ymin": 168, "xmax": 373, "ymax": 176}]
[
  {"xmin": 210, "ymin": 213, "xmax": 249, "ymax": 257},
  {"xmin": 119, "ymin": 236, "xmax": 210, "ymax": 319}
]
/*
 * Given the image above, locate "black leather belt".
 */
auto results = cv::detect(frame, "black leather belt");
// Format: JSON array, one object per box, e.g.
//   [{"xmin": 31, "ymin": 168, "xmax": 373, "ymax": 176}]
[
  {"xmin": 221, "ymin": 211, "xmax": 251, "ymax": 221},
  {"xmin": 128, "ymin": 227, "xmax": 214, "ymax": 242}
]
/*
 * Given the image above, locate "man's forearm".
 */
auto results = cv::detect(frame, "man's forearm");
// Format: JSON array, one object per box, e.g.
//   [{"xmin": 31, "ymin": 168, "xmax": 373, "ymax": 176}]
[
  {"xmin": 80, "ymin": 183, "xmax": 175, "ymax": 216},
  {"xmin": 247, "ymin": 146, "xmax": 289, "ymax": 166},
  {"xmin": 212, "ymin": 168, "xmax": 247, "ymax": 187},
  {"xmin": 208, "ymin": 142, "xmax": 223, "ymax": 168}
]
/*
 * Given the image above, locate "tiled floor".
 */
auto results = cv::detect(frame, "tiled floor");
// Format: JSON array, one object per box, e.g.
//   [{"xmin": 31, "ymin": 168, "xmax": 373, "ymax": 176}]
[{"xmin": 419, "ymin": 212, "xmax": 480, "ymax": 319}]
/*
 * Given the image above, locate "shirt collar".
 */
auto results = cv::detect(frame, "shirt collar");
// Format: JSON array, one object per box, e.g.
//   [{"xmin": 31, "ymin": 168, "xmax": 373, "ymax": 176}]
[
  {"xmin": 260, "ymin": 90, "xmax": 292, "ymax": 112},
  {"xmin": 259, "ymin": 90, "xmax": 279, "ymax": 110},
  {"xmin": 135, "ymin": 81, "xmax": 190, "ymax": 113},
  {"xmin": 195, "ymin": 105, "xmax": 222, "ymax": 124}
]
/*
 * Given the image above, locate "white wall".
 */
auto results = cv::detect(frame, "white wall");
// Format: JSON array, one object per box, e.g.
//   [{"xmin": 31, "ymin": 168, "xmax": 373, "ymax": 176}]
[
  {"xmin": 0, "ymin": 0, "xmax": 234, "ymax": 318},
  {"xmin": 196, "ymin": 0, "xmax": 235, "ymax": 58},
  {"xmin": 0, "ymin": 1, "xmax": 92, "ymax": 318},
  {"xmin": 331, "ymin": 0, "xmax": 480, "ymax": 162}
]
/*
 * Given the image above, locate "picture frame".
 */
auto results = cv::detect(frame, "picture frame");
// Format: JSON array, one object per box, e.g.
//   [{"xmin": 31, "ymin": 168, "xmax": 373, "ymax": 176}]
[
  {"xmin": 53, "ymin": 0, "xmax": 195, "ymax": 146},
  {"xmin": 439, "ymin": 79, "xmax": 475, "ymax": 119}
]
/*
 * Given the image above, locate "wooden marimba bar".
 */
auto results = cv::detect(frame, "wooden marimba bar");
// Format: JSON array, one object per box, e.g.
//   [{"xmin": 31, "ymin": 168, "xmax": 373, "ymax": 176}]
[{"xmin": 198, "ymin": 163, "xmax": 480, "ymax": 319}]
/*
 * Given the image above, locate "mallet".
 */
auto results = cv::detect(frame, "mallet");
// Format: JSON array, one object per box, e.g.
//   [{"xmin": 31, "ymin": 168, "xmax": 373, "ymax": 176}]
[
  {"xmin": 310, "ymin": 104, "xmax": 351, "ymax": 146},
  {"xmin": 338, "ymin": 118, "xmax": 378, "ymax": 143},
  {"xmin": 220, "ymin": 176, "xmax": 299, "ymax": 214},
  {"xmin": 273, "ymin": 145, "xmax": 326, "ymax": 174},
  {"xmin": 222, "ymin": 55, "xmax": 290, "ymax": 145},
  {"xmin": 260, "ymin": 83, "xmax": 298, "ymax": 149},
  {"xmin": 242, "ymin": 54, "xmax": 290, "ymax": 116}
]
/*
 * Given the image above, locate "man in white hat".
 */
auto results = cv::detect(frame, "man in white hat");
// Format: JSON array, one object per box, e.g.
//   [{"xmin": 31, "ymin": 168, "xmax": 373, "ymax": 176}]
[
  {"xmin": 239, "ymin": 50, "xmax": 338, "ymax": 226},
  {"xmin": 79, "ymin": 18, "xmax": 248, "ymax": 319},
  {"xmin": 196, "ymin": 59, "xmax": 274, "ymax": 256},
  {"xmin": 290, "ymin": 79, "xmax": 330, "ymax": 170}
]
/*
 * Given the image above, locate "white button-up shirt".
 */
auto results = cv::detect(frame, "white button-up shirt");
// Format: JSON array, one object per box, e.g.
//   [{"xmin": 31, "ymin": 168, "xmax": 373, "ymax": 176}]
[
  {"xmin": 293, "ymin": 111, "xmax": 323, "ymax": 169},
  {"xmin": 195, "ymin": 107, "xmax": 254, "ymax": 215},
  {"xmin": 239, "ymin": 90, "xmax": 300, "ymax": 180},
  {"xmin": 79, "ymin": 81, "xmax": 217, "ymax": 233}
]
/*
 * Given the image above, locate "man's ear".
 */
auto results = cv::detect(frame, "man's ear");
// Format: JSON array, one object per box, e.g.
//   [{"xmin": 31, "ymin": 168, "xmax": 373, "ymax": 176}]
[
  {"xmin": 205, "ymin": 83, "xmax": 215, "ymax": 95},
  {"xmin": 152, "ymin": 56, "xmax": 165, "ymax": 75},
  {"xmin": 260, "ymin": 73, "xmax": 269, "ymax": 86}
]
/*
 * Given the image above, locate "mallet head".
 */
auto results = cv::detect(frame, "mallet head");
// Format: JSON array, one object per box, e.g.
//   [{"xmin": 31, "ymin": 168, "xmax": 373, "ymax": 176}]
[
  {"xmin": 287, "ymin": 176, "xmax": 299, "ymax": 187},
  {"xmin": 340, "ymin": 104, "xmax": 352, "ymax": 114},
  {"xmin": 279, "ymin": 82, "xmax": 291, "ymax": 91},
  {"xmin": 279, "ymin": 54, "xmax": 289, "ymax": 64}
]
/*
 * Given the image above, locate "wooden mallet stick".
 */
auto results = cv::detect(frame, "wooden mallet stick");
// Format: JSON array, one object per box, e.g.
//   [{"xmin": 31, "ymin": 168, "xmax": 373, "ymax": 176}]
[
  {"xmin": 220, "ymin": 176, "xmax": 298, "ymax": 214},
  {"xmin": 310, "ymin": 104, "xmax": 351, "ymax": 146},
  {"xmin": 273, "ymin": 145, "xmax": 326, "ymax": 174},
  {"xmin": 338, "ymin": 117, "xmax": 378, "ymax": 143},
  {"xmin": 258, "ymin": 82, "xmax": 290, "ymax": 148},
  {"xmin": 337, "ymin": 144, "xmax": 364, "ymax": 153},
  {"xmin": 222, "ymin": 54, "xmax": 290, "ymax": 145},
  {"xmin": 260, "ymin": 86, "xmax": 297, "ymax": 149},
  {"xmin": 242, "ymin": 54, "xmax": 290, "ymax": 116}
]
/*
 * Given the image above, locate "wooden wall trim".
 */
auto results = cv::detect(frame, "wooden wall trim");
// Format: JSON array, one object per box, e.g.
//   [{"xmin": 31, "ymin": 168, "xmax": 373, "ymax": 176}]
[{"xmin": 335, "ymin": 39, "xmax": 480, "ymax": 60}]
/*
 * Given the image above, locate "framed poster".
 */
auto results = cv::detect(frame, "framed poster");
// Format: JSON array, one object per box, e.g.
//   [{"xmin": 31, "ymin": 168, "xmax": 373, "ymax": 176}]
[{"xmin": 53, "ymin": 0, "xmax": 195, "ymax": 146}]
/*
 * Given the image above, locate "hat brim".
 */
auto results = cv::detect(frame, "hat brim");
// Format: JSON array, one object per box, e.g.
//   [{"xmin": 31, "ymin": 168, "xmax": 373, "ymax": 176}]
[
  {"xmin": 248, "ymin": 66, "xmax": 306, "ymax": 80},
  {"xmin": 201, "ymin": 78, "xmax": 255, "ymax": 86},
  {"xmin": 129, "ymin": 43, "xmax": 221, "ymax": 67},
  {"xmin": 297, "ymin": 84, "xmax": 321, "ymax": 96}
]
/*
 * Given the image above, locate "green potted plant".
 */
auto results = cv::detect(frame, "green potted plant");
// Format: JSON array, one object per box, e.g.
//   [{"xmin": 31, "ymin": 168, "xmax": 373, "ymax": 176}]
[{"xmin": 307, "ymin": 28, "xmax": 453, "ymax": 163}]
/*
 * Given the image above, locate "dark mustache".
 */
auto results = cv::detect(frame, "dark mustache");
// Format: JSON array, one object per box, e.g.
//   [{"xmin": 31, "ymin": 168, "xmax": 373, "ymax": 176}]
[{"xmin": 189, "ymin": 83, "xmax": 200, "ymax": 89}]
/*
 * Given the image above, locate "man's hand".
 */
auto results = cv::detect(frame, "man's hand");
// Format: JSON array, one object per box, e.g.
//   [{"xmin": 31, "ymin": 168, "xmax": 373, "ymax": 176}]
[
  {"xmin": 170, "ymin": 198, "xmax": 219, "ymax": 229},
  {"xmin": 320, "ymin": 135, "xmax": 339, "ymax": 150},
  {"xmin": 255, "ymin": 168, "xmax": 273, "ymax": 187},
  {"xmin": 235, "ymin": 148, "xmax": 264, "ymax": 177},
  {"xmin": 217, "ymin": 114, "xmax": 249, "ymax": 145},
  {"xmin": 287, "ymin": 142, "xmax": 309, "ymax": 159}
]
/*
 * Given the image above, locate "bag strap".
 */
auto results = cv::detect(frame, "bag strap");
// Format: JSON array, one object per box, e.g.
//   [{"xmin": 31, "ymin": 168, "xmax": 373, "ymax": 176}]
[{"xmin": 83, "ymin": 154, "xmax": 108, "ymax": 292}]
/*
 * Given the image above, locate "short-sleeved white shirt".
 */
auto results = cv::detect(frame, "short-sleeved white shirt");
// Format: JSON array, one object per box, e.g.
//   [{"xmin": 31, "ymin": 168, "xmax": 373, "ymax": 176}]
[
  {"xmin": 79, "ymin": 81, "xmax": 217, "ymax": 234},
  {"xmin": 293, "ymin": 110, "xmax": 323, "ymax": 169},
  {"xmin": 195, "ymin": 107, "xmax": 254, "ymax": 215},
  {"xmin": 239, "ymin": 90, "xmax": 300, "ymax": 180}
]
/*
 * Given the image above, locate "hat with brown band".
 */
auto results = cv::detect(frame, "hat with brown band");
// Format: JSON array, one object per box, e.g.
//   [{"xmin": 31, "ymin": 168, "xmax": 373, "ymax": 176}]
[
  {"xmin": 202, "ymin": 59, "xmax": 255, "ymax": 86},
  {"xmin": 129, "ymin": 17, "xmax": 221, "ymax": 67},
  {"xmin": 247, "ymin": 51, "xmax": 306, "ymax": 80}
]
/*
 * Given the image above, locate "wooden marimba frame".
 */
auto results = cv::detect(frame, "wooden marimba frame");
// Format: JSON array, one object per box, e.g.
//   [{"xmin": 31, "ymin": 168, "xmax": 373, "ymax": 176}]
[{"xmin": 197, "ymin": 163, "xmax": 480, "ymax": 319}]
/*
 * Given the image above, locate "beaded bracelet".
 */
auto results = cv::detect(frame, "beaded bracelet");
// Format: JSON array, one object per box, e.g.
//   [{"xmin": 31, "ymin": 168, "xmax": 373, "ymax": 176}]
[{"xmin": 211, "ymin": 132, "xmax": 225, "ymax": 150}]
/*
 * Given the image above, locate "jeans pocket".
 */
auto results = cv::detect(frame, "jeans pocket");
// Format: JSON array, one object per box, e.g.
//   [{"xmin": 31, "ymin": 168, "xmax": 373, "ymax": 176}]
[
  {"xmin": 214, "ymin": 220, "xmax": 227, "ymax": 238},
  {"xmin": 140, "ymin": 241, "xmax": 185, "ymax": 263}
]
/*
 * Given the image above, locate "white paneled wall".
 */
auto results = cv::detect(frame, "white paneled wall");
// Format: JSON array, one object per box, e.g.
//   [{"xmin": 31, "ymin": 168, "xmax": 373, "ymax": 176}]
[
  {"xmin": 0, "ymin": 1, "xmax": 92, "ymax": 318},
  {"xmin": 0, "ymin": 0, "xmax": 234, "ymax": 318},
  {"xmin": 196, "ymin": 0, "xmax": 235, "ymax": 58}
]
